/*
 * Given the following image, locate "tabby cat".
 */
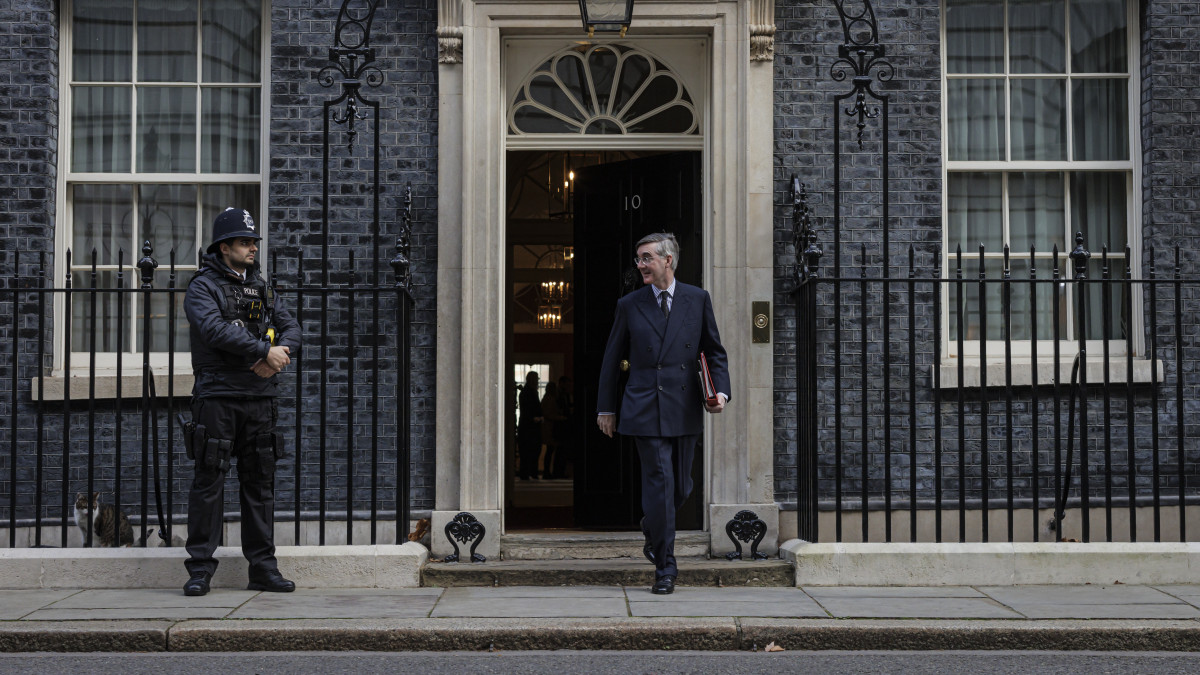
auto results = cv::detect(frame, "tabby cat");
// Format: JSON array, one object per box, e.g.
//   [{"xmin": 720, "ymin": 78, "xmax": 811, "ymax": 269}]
[{"xmin": 73, "ymin": 492, "xmax": 134, "ymax": 547}]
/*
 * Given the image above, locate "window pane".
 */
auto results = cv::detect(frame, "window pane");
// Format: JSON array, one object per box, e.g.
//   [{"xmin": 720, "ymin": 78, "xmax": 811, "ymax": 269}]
[
  {"xmin": 203, "ymin": 0, "xmax": 263, "ymax": 83},
  {"xmin": 1011, "ymin": 79, "xmax": 1066, "ymax": 160},
  {"xmin": 1009, "ymin": 0, "xmax": 1065, "ymax": 74},
  {"xmin": 555, "ymin": 55, "xmax": 594, "ymax": 116},
  {"xmin": 201, "ymin": 184, "xmax": 260, "ymax": 249},
  {"xmin": 1070, "ymin": 172, "xmax": 1127, "ymax": 252},
  {"xmin": 945, "ymin": 0, "xmax": 1004, "ymax": 73},
  {"xmin": 947, "ymin": 173, "xmax": 1003, "ymax": 252},
  {"xmin": 137, "ymin": 86, "xmax": 198, "ymax": 172},
  {"xmin": 72, "ymin": 184, "xmax": 133, "ymax": 266},
  {"xmin": 1071, "ymin": 0, "xmax": 1127, "ymax": 73},
  {"xmin": 947, "ymin": 79, "xmax": 1005, "ymax": 161},
  {"xmin": 71, "ymin": 271, "xmax": 131, "ymax": 353},
  {"xmin": 1009, "ymin": 172, "xmax": 1064, "ymax": 253},
  {"xmin": 138, "ymin": 184, "xmax": 198, "ymax": 267},
  {"xmin": 73, "ymin": 0, "xmax": 132, "ymax": 82},
  {"xmin": 1082, "ymin": 258, "xmax": 1129, "ymax": 340},
  {"xmin": 588, "ymin": 47, "xmax": 620, "ymax": 114},
  {"xmin": 1072, "ymin": 79, "xmax": 1128, "ymax": 161},
  {"xmin": 139, "ymin": 287, "xmax": 191, "ymax": 353},
  {"xmin": 72, "ymin": 86, "xmax": 132, "ymax": 172},
  {"xmin": 138, "ymin": 2, "xmax": 197, "ymax": 82},
  {"xmin": 201, "ymin": 87, "xmax": 261, "ymax": 173},
  {"xmin": 612, "ymin": 53, "xmax": 653, "ymax": 115},
  {"xmin": 512, "ymin": 106, "xmax": 579, "ymax": 134},
  {"xmin": 948, "ymin": 260, "xmax": 1065, "ymax": 341},
  {"xmin": 628, "ymin": 105, "xmax": 695, "ymax": 134}
]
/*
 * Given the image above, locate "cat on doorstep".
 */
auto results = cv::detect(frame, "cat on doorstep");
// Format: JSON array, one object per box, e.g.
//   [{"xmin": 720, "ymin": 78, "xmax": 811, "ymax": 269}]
[{"xmin": 73, "ymin": 492, "xmax": 134, "ymax": 547}]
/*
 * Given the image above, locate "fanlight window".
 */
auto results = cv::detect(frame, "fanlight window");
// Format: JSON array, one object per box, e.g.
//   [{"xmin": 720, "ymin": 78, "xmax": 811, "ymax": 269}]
[{"xmin": 509, "ymin": 44, "xmax": 698, "ymax": 135}]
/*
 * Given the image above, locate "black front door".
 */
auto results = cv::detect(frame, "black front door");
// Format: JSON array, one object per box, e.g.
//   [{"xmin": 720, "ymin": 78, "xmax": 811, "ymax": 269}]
[{"xmin": 572, "ymin": 151, "xmax": 703, "ymax": 529}]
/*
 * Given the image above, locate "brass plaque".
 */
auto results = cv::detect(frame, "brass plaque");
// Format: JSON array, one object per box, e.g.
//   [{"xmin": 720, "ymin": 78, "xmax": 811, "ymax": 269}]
[{"xmin": 752, "ymin": 301, "xmax": 770, "ymax": 343}]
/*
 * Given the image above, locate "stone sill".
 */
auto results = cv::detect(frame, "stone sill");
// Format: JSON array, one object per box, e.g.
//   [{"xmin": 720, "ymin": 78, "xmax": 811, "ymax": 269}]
[
  {"xmin": 29, "ymin": 373, "xmax": 195, "ymax": 401},
  {"xmin": 935, "ymin": 357, "xmax": 1165, "ymax": 389}
]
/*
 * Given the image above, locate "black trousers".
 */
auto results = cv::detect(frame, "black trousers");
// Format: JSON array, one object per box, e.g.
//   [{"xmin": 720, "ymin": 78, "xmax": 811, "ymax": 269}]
[
  {"xmin": 635, "ymin": 434, "xmax": 699, "ymax": 579},
  {"xmin": 517, "ymin": 428, "xmax": 540, "ymax": 479},
  {"xmin": 185, "ymin": 396, "xmax": 278, "ymax": 577}
]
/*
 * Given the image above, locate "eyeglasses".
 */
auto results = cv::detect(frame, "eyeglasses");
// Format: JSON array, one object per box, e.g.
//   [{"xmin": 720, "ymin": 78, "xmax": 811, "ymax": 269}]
[{"xmin": 633, "ymin": 254, "xmax": 661, "ymax": 267}]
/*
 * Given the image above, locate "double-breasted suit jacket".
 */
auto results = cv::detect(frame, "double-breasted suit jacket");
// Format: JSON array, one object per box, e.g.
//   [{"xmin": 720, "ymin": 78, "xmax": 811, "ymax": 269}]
[{"xmin": 596, "ymin": 282, "xmax": 731, "ymax": 436}]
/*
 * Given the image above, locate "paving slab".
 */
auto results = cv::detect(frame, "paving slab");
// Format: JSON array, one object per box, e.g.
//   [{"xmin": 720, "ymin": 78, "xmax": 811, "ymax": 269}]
[
  {"xmin": 629, "ymin": 600, "xmax": 827, "ymax": 618},
  {"xmin": 0, "ymin": 590, "xmax": 78, "ymax": 619},
  {"xmin": 22, "ymin": 606, "xmax": 232, "ymax": 621},
  {"xmin": 801, "ymin": 586, "xmax": 987, "ymax": 599},
  {"xmin": 431, "ymin": 595, "xmax": 629, "ymax": 618},
  {"xmin": 813, "ymin": 596, "xmax": 1023, "ymax": 619},
  {"xmin": 979, "ymin": 584, "xmax": 1185, "ymax": 606},
  {"xmin": 45, "ymin": 588, "xmax": 257, "ymax": 610},
  {"xmin": 439, "ymin": 586, "xmax": 623, "ymax": 599},
  {"xmin": 230, "ymin": 589, "xmax": 441, "ymax": 619},
  {"xmin": 1154, "ymin": 585, "xmax": 1200, "ymax": 605},
  {"xmin": 627, "ymin": 586, "xmax": 813, "ymax": 602},
  {"xmin": 1011, "ymin": 603, "xmax": 1200, "ymax": 620}
]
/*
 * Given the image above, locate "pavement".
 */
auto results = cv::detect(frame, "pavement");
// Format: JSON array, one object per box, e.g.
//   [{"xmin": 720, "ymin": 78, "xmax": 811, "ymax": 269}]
[{"xmin": 4, "ymin": 583, "xmax": 1200, "ymax": 652}]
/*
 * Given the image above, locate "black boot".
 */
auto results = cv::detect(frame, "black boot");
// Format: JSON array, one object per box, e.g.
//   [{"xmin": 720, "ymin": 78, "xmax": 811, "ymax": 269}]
[
  {"xmin": 183, "ymin": 570, "xmax": 212, "ymax": 597},
  {"xmin": 248, "ymin": 568, "xmax": 296, "ymax": 593}
]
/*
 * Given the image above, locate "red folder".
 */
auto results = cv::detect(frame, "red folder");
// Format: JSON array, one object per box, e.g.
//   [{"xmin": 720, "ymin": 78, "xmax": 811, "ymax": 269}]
[{"xmin": 698, "ymin": 353, "xmax": 720, "ymax": 406}]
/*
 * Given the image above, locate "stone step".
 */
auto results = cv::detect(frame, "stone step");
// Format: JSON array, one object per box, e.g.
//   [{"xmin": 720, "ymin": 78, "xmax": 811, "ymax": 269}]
[
  {"xmin": 420, "ymin": 556, "xmax": 794, "ymax": 587},
  {"xmin": 499, "ymin": 530, "xmax": 710, "ymax": 560}
]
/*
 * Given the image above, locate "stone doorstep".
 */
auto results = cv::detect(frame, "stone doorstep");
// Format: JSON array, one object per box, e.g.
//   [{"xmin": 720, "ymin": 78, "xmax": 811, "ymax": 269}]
[
  {"xmin": 420, "ymin": 557, "xmax": 795, "ymax": 588},
  {"xmin": 0, "ymin": 543, "xmax": 429, "ymax": 590},
  {"xmin": 499, "ymin": 530, "xmax": 709, "ymax": 560},
  {"xmin": 782, "ymin": 540, "xmax": 1200, "ymax": 587}
]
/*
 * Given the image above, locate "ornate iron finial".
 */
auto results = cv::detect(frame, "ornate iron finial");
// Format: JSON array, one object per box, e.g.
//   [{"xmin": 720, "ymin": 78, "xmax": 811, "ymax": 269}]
[
  {"xmin": 830, "ymin": 0, "xmax": 893, "ymax": 148},
  {"xmin": 791, "ymin": 176, "xmax": 822, "ymax": 284},
  {"xmin": 390, "ymin": 183, "xmax": 413, "ymax": 293},
  {"xmin": 137, "ymin": 240, "xmax": 158, "ymax": 289},
  {"xmin": 1069, "ymin": 231, "xmax": 1090, "ymax": 280},
  {"xmin": 442, "ymin": 512, "xmax": 487, "ymax": 563},
  {"xmin": 319, "ymin": 0, "xmax": 383, "ymax": 150},
  {"xmin": 724, "ymin": 510, "xmax": 769, "ymax": 561}
]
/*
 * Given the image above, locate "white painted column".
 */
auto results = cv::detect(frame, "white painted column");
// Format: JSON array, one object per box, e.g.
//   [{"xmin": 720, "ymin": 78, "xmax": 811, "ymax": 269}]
[{"xmin": 707, "ymin": 0, "xmax": 779, "ymax": 556}]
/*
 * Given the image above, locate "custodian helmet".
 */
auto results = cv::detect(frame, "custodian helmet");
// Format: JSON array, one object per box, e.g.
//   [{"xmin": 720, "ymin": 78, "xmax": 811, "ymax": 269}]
[{"xmin": 206, "ymin": 208, "xmax": 261, "ymax": 253}]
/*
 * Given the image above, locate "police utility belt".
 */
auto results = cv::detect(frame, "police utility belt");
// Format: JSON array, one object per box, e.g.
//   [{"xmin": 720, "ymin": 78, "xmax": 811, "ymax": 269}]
[{"xmin": 178, "ymin": 414, "xmax": 285, "ymax": 473}]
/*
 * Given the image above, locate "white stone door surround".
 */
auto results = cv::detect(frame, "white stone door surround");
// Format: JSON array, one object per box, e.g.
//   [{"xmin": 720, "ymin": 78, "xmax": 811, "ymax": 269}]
[{"xmin": 432, "ymin": 0, "xmax": 777, "ymax": 559}]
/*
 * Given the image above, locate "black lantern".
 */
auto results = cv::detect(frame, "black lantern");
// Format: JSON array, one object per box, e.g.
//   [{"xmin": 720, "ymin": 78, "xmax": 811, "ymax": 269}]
[{"xmin": 578, "ymin": 0, "xmax": 634, "ymax": 37}]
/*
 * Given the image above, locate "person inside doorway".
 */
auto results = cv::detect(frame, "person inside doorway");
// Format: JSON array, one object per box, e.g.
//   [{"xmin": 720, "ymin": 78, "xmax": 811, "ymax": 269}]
[
  {"xmin": 540, "ymin": 381, "xmax": 564, "ymax": 480},
  {"xmin": 516, "ymin": 371, "xmax": 543, "ymax": 480}
]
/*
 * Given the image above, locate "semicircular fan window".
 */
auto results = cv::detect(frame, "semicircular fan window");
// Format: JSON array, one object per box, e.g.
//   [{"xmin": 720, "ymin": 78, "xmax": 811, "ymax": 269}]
[{"xmin": 509, "ymin": 44, "xmax": 698, "ymax": 136}]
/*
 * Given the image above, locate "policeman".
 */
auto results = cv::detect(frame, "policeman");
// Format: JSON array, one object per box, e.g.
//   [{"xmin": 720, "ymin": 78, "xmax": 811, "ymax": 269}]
[{"xmin": 182, "ymin": 207, "xmax": 300, "ymax": 597}]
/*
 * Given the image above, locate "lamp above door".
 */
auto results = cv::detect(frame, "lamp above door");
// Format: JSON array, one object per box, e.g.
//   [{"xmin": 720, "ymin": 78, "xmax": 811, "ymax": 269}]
[{"xmin": 578, "ymin": 0, "xmax": 634, "ymax": 37}]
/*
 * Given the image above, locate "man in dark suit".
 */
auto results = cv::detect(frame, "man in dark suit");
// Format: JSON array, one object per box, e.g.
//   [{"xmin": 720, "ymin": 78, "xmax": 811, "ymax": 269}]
[{"xmin": 596, "ymin": 232, "xmax": 730, "ymax": 595}]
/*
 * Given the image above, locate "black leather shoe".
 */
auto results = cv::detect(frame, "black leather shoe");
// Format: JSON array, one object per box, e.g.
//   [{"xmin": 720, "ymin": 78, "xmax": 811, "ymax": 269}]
[
  {"xmin": 247, "ymin": 569, "xmax": 296, "ymax": 593},
  {"xmin": 183, "ymin": 571, "xmax": 211, "ymax": 597},
  {"xmin": 651, "ymin": 575, "xmax": 676, "ymax": 595},
  {"xmin": 640, "ymin": 517, "xmax": 655, "ymax": 565}
]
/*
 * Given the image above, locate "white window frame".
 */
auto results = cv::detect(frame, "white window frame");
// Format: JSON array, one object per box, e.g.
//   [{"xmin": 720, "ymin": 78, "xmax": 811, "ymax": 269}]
[
  {"xmin": 54, "ymin": 0, "xmax": 270, "ymax": 375},
  {"xmin": 939, "ymin": 0, "xmax": 1143, "ymax": 361}
]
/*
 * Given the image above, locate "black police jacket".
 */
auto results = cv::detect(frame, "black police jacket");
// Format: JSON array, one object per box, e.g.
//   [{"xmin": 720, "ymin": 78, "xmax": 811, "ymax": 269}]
[{"xmin": 185, "ymin": 252, "xmax": 300, "ymax": 399}]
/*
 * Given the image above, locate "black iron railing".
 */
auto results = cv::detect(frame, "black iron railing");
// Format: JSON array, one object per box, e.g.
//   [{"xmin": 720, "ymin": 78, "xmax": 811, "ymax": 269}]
[
  {"xmin": 1, "ymin": 232, "xmax": 415, "ymax": 548},
  {"xmin": 789, "ymin": 191, "xmax": 1199, "ymax": 543}
]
